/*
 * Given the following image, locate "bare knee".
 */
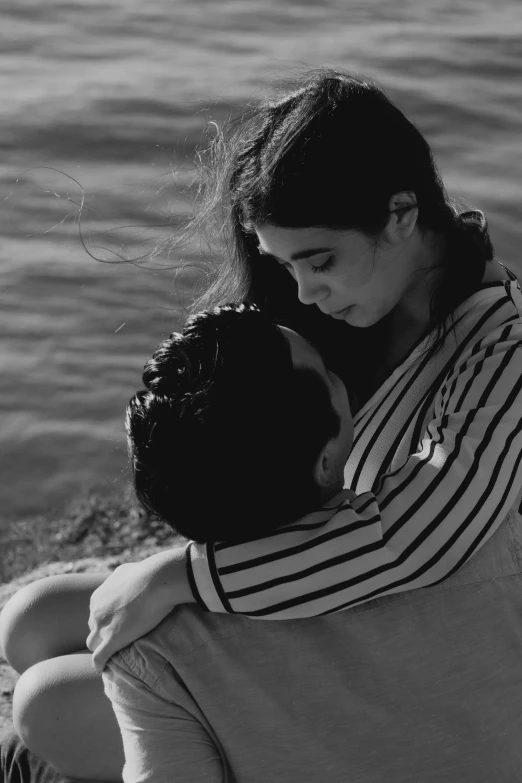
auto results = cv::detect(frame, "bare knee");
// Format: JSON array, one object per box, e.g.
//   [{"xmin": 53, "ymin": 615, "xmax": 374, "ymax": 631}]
[
  {"xmin": 0, "ymin": 573, "xmax": 108, "ymax": 673},
  {"xmin": 13, "ymin": 654, "xmax": 123, "ymax": 781},
  {"xmin": 0, "ymin": 577, "xmax": 60, "ymax": 673},
  {"xmin": 12, "ymin": 657, "xmax": 88, "ymax": 764},
  {"xmin": 13, "ymin": 660, "xmax": 56, "ymax": 756}
]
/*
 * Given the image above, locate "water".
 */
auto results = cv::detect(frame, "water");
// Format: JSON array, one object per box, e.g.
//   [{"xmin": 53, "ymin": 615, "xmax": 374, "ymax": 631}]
[{"xmin": 1, "ymin": 0, "xmax": 522, "ymax": 521}]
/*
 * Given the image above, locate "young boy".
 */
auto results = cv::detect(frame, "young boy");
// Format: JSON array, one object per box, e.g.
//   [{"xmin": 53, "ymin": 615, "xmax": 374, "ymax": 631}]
[{"xmin": 126, "ymin": 301, "xmax": 355, "ymax": 545}]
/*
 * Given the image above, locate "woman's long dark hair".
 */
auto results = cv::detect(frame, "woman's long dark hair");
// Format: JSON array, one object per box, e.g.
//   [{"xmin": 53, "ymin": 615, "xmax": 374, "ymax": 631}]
[{"xmin": 166, "ymin": 68, "xmax": 494, "ymax": 403}]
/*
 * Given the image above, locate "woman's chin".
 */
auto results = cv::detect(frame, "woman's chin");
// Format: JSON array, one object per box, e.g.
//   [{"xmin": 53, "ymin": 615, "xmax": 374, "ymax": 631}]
[{"xmin": 340, "ymin": 306, "xmax": 364, "ymax": 325}]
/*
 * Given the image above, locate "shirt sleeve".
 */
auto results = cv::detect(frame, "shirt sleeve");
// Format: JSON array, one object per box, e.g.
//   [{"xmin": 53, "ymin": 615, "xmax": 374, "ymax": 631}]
[
  {"xmin": 186, "ymin": 323, "xmax": 522, "ymax": 618},
  {"xmin": 102, "ymin": 651, "xmax": 225, "ymax": 783}
]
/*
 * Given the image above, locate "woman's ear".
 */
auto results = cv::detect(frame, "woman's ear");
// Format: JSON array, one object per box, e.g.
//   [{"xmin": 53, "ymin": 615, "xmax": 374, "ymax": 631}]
[{"xmin": 385, "ymin": 191, "xmax": 418, "ymax": 244}]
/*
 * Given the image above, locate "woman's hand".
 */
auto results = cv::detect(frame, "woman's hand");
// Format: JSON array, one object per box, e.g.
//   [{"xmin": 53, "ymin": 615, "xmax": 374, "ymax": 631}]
[{"xmin": 86, "ymin": 544, "xmax": 194, "ymax": 672}]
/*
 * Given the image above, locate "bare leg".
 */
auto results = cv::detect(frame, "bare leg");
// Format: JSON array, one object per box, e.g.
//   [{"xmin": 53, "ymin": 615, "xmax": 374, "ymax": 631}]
[
  {"xmin": 0, "ymin": 574, "xmax": 124, "ymax": 781},
  {"xmin": 13, "ymin": 653, "xmax": 124, "ymax": 781},
  {"xmin": 0, "ymin": 574, "xmax": 108, "ymax": 674}
]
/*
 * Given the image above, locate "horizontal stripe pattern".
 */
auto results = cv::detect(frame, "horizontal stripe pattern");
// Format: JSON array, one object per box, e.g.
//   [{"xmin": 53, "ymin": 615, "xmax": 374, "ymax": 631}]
[{"xmin": 189, "ymin": 272, "xmax": 522, "ymax": 618}]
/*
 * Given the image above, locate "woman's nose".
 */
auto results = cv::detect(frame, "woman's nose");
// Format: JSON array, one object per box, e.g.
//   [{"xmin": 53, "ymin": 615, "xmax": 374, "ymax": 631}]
[{"xmin": 295, "ymin": 272, "xmax": 328, "ymax": 306}]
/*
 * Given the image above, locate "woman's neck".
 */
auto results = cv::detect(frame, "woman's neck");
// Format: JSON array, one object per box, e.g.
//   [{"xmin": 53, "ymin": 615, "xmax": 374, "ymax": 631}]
[
  {"xmin": 397, "ymin": 230, "xmax": 444, "ymax": 327},
  {"xmin": 385, "ymin": 229, "xmax": 445, "ymax": 362}
]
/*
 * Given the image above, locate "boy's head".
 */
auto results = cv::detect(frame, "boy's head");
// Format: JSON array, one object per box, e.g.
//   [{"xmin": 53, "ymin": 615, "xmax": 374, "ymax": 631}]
[{"xmin": 126, "ymin": 303, "xmax": 353, "ymax": 543}]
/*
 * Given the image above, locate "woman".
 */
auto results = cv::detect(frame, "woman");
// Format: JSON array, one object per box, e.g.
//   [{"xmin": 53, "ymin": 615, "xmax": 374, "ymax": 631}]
[{"xmin": 2, "ymin": 68, "xmax": 522, "ymax": 781}]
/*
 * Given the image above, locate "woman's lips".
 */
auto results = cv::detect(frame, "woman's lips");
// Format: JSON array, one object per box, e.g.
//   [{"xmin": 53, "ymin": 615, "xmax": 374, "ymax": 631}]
[{"xmin": 329, "ymin": 306, "xmax": 353, "ymax": 319}]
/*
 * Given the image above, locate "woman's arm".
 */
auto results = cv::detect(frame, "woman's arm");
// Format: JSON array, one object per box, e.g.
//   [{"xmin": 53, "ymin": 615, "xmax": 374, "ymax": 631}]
[
  {"xmin": 188, "ymin": 322, "xmax": 522, "ymax": 618},
  {"xmin": 87, "ymin": 545, "xmax": 194, "ymax": 672}
]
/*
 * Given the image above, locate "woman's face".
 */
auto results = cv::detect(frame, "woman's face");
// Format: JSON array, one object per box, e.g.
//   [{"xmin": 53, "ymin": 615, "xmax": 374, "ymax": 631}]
[{"xmin": 255, "ymin": 223, "xmax": 423, "ymax": 328}]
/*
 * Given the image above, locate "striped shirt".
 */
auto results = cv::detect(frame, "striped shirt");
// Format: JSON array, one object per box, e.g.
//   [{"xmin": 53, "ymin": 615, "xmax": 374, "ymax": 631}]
[{"xmin": 187, "ymin": 265, "xmax": 522, "ymax": 618}]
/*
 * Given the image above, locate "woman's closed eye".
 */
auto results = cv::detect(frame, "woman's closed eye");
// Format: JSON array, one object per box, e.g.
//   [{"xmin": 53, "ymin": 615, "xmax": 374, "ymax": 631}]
[
  {"xmin": 278, "ymin": 256, "xmax": 336, "ymax": 275},
  {"xmin": 311, "ymin": 255, "xmax": 335, "ymax": 274}
]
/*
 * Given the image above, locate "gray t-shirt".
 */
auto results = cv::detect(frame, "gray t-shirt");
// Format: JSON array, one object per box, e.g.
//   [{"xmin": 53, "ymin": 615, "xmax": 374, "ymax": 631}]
[{"xmin": 103, "ymin": 508, "xmax": 522, "ymax": 783}]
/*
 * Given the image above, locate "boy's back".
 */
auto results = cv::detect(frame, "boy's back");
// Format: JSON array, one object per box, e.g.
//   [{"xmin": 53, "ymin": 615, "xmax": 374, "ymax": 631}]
[{"xmin": 103, "ymin": 512, "xmax": 522, "ymax": 783}]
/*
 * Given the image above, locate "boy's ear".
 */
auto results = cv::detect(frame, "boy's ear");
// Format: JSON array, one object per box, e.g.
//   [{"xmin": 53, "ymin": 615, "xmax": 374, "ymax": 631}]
[{"xmin": 314, "ymin": 444, "xmax": 338, "ymax": 488}]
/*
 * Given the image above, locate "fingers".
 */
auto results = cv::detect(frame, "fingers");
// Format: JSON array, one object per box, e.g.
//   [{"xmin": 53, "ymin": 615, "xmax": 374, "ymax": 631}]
[
  {"xmin": 85, "ymin": 628, "xmax": 98, "ymax": 653},
  {"xmin": 91, "ymin": 642, "xmax": 111, "ymax": 673},
  {"xmin": 86, "ymin": 624, "xmax": 113, "ymax": 670}
]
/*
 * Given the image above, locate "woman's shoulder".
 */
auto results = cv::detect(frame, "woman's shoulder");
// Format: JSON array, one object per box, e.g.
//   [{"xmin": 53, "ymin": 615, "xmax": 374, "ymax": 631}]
[
  {"xmin": 456, "ymin": 261, "xmax": 522, "ymax": 340},
  {"xmin": 482, "ymin": 260, "xmax": 513, "ymax": 285},
  {"xmin": 430, "ymin": 266, "xmax": 522, "ymax": 394}
]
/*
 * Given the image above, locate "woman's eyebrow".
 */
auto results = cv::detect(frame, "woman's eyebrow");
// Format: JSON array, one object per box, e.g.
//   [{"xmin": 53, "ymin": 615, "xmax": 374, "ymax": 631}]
[
  {"xmin": 256, "ymin": 245, "xmax": 333, "ymax": 261},
  {"xmin": 291, "ymin": 247, "xmax": 332, "ymax": 260}
]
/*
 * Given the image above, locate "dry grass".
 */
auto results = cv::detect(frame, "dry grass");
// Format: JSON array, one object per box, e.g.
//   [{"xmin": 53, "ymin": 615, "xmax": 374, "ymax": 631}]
[{"xmin": 0, "ymin": 488, "xmax": 180, "ymax": 586}]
